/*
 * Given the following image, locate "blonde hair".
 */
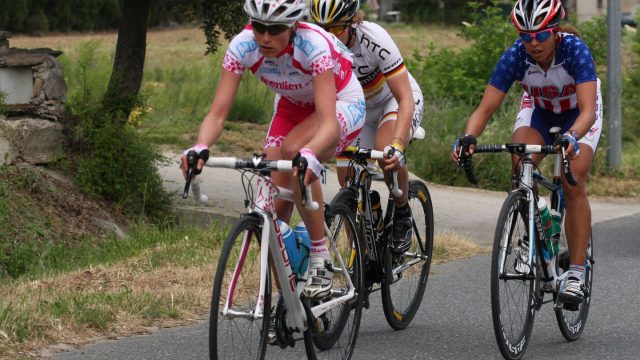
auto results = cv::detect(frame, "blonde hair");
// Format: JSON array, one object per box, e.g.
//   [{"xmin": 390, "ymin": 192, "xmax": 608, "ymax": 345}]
[{"xmin": 353, "ymin": 10, "xmax": 365, "ymax": 24}]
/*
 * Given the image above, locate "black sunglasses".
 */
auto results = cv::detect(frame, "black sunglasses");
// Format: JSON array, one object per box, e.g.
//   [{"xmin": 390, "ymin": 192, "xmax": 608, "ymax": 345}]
[{"xmin": 251, "ymin": 21, "xmax": 291, "ymax": 35}]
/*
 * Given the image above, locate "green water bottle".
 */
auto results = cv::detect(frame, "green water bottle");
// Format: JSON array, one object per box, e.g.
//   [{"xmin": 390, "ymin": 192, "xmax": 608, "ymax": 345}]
[
  {"xmin": 549, "ymin": 209, "xmax": 561, "ymax": 256},
  {"xmin": 538, "ymin": 198, "xmax": 553, "ymax": 261}
]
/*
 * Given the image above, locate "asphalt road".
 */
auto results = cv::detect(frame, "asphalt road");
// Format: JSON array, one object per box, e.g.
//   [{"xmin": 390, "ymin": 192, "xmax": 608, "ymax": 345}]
[{"xmin": 52, "ymin": 211, "xmax": 640, "ymax": 360}]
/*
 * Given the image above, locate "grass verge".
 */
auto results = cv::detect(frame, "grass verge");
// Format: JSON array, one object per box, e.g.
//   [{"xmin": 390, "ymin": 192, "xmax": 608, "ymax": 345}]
[{"xmin": 0, "ymin": 224, "xmax": 485, "ymax": 359}]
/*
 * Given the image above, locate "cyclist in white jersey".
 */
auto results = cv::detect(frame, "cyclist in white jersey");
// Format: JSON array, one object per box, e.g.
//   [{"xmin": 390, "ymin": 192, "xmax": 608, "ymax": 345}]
[
  {"xmin": 181, "ymin": 0, "xmax": 366, "ymax": 300},
  {"xmin": 311, "ymin": 0, "xmax": 424, "ymax": 254},
  {"xmin": 451, "ymin": 0, "xmax": 601, "ymax": 307}
]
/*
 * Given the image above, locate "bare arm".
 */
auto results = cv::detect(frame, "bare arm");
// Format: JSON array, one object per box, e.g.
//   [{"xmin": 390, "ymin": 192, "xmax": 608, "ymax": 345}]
[
  {"xmin": 565, "ymin": 81, "xmax": 597, "ymax": 158},
  {"xmin": 465, "ymin": 84, "xmax": 507, "ymax": 137},
  {"xmin": 386, "ymin": 71, "xmax": 415, "ymax": 148},
  {"xmin": 451, "ymin": 84, "xmax": 506, "ymax": 162},
  {"xmin": 181, "ymin": 68, "xmax": 242, "ymax": 177},
  {"xmin": 304, "ymin": 69, "xmax": 340, "ymax": 161},
  {"xmin": 196, "ymin": 68, "xmax": 244, "ymax": 146}
]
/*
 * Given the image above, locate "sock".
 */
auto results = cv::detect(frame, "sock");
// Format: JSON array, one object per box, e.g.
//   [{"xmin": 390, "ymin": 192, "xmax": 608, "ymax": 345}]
[
  {"xmin": 569, "ymin": 264, "xmax": 585, "ymax": 281},
  {"xmin": 394, "ymin": 203, "xmax": 410, "ymax": 218},
  {"xmin": 310, "ymin": 238, "xmax": 330, "ymax": 261}
]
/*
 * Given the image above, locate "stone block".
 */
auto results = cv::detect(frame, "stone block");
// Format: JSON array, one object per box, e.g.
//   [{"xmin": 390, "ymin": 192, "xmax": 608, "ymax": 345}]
[{"xmin": 0, "ymin": 117, "xmax": 65, "ymax": 164}]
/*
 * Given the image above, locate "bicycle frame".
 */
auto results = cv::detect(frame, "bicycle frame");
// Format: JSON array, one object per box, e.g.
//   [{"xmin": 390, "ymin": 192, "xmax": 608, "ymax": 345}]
[
  {"xmin": 200, "ymin": 157, "xmax": 357, "ymax": 332},
  {"xmin": 501, "ymin": 144, "xmax": 566, "ymax": 292}
]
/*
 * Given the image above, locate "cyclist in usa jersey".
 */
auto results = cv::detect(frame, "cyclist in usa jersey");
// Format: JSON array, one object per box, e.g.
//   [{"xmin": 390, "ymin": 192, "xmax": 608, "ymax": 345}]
[
  {"xmin": 181, "ymin": 0, "xmax": 366, "ymax": 300},
  {"xmin": 311, "ymin": 0, "xmax": 424, "ymax": 254},
  {"xmin": 452, "ymin": 0, "xmax": 601, "ymax": 307}
]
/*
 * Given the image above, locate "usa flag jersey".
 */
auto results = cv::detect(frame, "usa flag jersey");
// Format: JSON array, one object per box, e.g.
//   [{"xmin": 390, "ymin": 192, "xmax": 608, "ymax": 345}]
[
  {"xmin": 489, "ymin": 33, "xmax": 597, "ymax": 114},
  {"xmin": 222, "ymin": 22, "xmax": 355, "ymax": 107}
]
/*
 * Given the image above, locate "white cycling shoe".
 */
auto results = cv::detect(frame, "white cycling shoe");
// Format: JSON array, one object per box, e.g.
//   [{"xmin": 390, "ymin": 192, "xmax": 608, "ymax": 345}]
[{"xmin": 303, "ymin": 256, "xmax": 334, "ymax": 300}]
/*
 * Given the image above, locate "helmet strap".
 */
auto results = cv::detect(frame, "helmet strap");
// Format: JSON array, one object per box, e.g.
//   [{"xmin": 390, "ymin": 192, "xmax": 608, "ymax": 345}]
[{"xmin": 346, "ymin": 23, "xmax": 356, "ymax": 48}]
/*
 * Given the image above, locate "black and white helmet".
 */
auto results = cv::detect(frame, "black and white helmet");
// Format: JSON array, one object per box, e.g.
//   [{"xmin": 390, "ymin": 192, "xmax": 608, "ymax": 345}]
[
  {"xmin": 310, "ymin": 0, "xmax": 359, "ymax": 25},
  {"xmin": 244, "ymin": 0, "xmax": 307, "ymax": 24},
  {"xmin": 511, "ymin": 0, "xmax": 565, "ymax": 31}
]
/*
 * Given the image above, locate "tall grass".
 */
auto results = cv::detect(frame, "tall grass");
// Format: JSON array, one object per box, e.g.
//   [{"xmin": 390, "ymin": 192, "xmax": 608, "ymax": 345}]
[{"xmin": 141, "ymin": 52, "xmax": 274, "ymax": 148}]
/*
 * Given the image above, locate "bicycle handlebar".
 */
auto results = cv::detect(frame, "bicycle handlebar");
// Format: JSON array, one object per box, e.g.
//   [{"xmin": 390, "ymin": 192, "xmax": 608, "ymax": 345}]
[
  {"xmin": 458, "ymin": 141, "xmax": 577, "ymax": 186},
  {"xmin": 338, "ymin": 146, "xmax": 402, "ymax": 197},
  {"xmin": 182, "ymin": 155, "xmax": 319, "ymax": 211}
]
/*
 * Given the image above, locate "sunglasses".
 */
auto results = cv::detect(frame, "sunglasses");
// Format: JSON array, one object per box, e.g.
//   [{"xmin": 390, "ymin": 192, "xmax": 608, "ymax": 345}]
[
  {"xmin": 251, "ymin": 21, "xmax": 291, "ymax": 35},
  {"xmin": 519, "ymin": 28, "xmax": 555, "ymax": 43},
  {"xmin": 322, "ymin": 23, "xmax": 350, "ymax": 36}
]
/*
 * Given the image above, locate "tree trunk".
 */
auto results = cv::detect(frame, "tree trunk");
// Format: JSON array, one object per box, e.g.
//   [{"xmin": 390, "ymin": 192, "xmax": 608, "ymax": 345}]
[{"xmin": 103, "ymin": 0, "xmax": 151, "ymax": 123}]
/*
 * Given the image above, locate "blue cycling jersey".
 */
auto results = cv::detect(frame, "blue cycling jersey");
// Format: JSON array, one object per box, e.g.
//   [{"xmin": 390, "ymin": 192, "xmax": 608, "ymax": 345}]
[{"xmin": 489, "ymin": 33, "xmax": 597, "ymax": 114}]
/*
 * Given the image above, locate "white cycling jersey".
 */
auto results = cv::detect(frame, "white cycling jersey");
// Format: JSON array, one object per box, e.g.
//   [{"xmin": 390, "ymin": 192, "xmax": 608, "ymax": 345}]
[
  {"xmin": 223, "ymin": 22, "xmax": 355, "ymax": 107},
  {"xmin": 349, "ymin": 21, "xmax": 421, "ymax": 108}
]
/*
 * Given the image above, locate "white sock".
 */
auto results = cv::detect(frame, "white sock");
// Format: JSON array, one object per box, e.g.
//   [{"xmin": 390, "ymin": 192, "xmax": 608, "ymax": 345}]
[{"xmin": 310, "ymin": 238, "xmax": 331, "ymax": 262}]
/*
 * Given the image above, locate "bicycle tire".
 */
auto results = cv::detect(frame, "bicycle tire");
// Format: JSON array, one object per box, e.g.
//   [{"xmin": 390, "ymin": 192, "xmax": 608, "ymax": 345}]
[
  {"xmin": 554, "ymin": 231, "xmax": 593, "ymax": 341},
  {"xmin": 209, "ymin": 215, "xmax": 271, "ymax": 360},
  {"xmin": 491, "ymin": 190, "xmax": 536, "ymax": 360},
  {"xmin": 380, "ymin": 180, "xmax": 434, "ymax": 330},
  {"xmin": 307, "ymin": 200, "xmax": 364, "ymax": 360}
]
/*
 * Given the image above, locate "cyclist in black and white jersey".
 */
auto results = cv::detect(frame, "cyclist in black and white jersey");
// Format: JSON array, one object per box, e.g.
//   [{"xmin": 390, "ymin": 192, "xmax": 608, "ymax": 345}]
[{"xmin": 311, "ymin": 0, "xmax": 424, "ymax": 254}]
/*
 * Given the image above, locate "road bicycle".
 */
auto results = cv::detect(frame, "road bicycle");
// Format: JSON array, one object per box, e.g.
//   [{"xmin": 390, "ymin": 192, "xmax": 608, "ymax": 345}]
[
  {"xmin": 329, "ymin": 145, "xmax": 434, "ymax": 330},
  {"xmin": 183, "ymin": 153, "xmax": 365, "ymax": 360},
  {"xmin": 458, "ymin": 128, "xmax": 594, "ymax": 360}
]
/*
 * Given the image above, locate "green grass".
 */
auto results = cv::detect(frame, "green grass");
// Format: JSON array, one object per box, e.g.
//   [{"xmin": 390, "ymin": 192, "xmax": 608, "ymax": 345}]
[{"xmin": 0, "ymin": 223, "xmax": 226, "ymax": 355}]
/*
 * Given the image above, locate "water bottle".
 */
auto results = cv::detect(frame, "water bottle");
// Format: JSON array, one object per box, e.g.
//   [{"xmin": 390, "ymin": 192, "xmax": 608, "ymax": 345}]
[
  {"xmin": 549, "ymin": 209, "xmax": 561, "ymax": 256},
  {"xmin": 293, "ymin": 221, "xmax": 311, "ymax": 275},
  {"xmin": 370, "ymin": 189, "xmax": 383, "ymax": 232},
  {"xmin": 278, "ymin": 220, "xmax": 302, "ymax": 274},
  {"xmin": 538, "ymin": 198, "xmax": 553, "ymax": 261}
]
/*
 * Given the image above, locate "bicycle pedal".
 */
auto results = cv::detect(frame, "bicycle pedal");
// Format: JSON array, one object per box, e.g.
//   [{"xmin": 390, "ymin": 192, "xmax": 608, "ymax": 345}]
[{"xmin": 562, "ymin": 301, "xmax": 580, "ymax": 312}]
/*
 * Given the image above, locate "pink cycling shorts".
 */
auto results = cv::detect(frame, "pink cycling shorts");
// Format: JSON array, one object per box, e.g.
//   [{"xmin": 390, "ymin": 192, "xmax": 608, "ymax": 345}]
[{"xmin": 264, "ymin": 84, "xmax": 366, "ymax": 154}]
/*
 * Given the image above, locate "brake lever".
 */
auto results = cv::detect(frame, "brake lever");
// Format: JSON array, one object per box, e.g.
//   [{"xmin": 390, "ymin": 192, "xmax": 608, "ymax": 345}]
[{"xmin": 182, "ymin": 150, "xmax": 197, "ymax": 199}]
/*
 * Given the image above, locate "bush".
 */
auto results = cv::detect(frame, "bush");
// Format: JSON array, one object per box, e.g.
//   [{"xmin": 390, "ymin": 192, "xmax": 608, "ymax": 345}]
[
  {"xmin": 410, "ymin": 1, "xmax": 515, "ymax": 103},
  {"xmin": 25, "ymin": 9, "xmax": 49, "ymax": 34},
  {"xmin": 74, "ymin": 115, "xmax": 172, "ymax": 222},
  {"xmin": 61, "ymin": 42, "xmax": 173, "ymax": 223}
]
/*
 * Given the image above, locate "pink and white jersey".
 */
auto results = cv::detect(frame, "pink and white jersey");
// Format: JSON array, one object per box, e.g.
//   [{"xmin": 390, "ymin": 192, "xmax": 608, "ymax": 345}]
[
  {"xmin": 489, "ymin": 33, "xmax": 598, "ymax": 114},
  {"xmin": 349, "ymin": 21, "xmax": 420, "ymax": 108},
  {"xmin": 223, "ymin": 22, "xmax": 354, "ymax": 107}
]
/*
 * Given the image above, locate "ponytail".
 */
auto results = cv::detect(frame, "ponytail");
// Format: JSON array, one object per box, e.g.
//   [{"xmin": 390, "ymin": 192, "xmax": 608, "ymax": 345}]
[{"xmin": 557, "ymin": 24, "xmax": 581, "ymax": 37}]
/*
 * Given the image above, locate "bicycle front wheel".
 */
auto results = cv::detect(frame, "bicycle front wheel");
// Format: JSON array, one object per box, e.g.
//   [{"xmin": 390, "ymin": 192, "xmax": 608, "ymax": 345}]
[
  {"xmin": 308, "ymin": 201, "xmax": 364, "ymax": 360},
  {"xmin": 209, "ymin": 215, "xmax": 271, "ymax": 360},
  {"xmin": 491, "ymin": 190, "xmax": 536, "ymax": 360},
  {"xmin": 381, "ymin": 180, "xmax": 434, "ymax": 330},
  {"xmin": 555, "ymin": 231, "xmax": 593, "ymax": 341}
]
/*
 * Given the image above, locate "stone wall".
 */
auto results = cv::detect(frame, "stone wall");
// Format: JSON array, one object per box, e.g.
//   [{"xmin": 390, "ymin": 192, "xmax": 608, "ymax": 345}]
[{"xmin": 0, "ymin": 31, "xmax": 67, "ymax": 165}]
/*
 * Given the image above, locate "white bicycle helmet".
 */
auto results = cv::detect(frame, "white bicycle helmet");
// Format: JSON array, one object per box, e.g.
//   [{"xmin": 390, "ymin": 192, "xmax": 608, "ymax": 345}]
[
  {"xmin": 244, "ymin": 0, "xmax": 307, "ymax": 24},
  {"xmin": 511, "ymin": 0, "xmax": 565, "ymax": 31},
  {"xmin": 310, "ymin": 0, "xmax": 359, "ymax": 25}
]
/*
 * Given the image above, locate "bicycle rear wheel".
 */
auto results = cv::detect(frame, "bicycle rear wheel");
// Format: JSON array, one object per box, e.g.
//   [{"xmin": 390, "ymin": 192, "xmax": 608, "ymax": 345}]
[
  {"xmin": 555, "ymin": 231, "xmax": 593, "ymax": 341},
  {"xmin": 380, "ymin": 180, "xmax": 434, "ymax": 330},
  {"xmin": 308, "ymin": 201, "xmax": 364, "ymax": 360},
  {"xmin": 209, "ymin": 215, "xmax": 271, "ymax": 360},
  {"xmin": 491, "ymin": 191, "xmax": 536, "ymax": 360}
]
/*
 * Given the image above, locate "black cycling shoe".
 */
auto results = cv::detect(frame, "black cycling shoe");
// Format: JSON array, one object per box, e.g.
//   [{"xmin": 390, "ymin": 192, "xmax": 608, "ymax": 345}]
[{"xmin": 391, "ymin": 206, "xmax": 413, "ymax": 255}]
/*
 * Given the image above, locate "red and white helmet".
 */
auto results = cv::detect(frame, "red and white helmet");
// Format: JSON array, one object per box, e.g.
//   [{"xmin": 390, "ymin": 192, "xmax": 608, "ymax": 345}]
[
  {"xmin": 511, "ymin": 0, "xmax": 565, "ymax": 31},
  {"xmin": 244, "ymin": 0, "xmax": 307, "ymax": 24}
]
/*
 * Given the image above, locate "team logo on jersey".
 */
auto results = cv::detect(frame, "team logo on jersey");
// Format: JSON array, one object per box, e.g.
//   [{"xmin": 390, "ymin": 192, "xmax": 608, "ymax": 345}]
[
  {"xmin": 360, "ymin": 33, "xmax": 390, "ymax": 60},
  {"xmin": 294, "ymin": 36, "xmax": 317, "ymax": 57},
  {"xmin": 524, "ymin": 84, "xmax": 576, "ymax": 99},
  {"xmin": 235, "ymin": 40, "xmax": 258, "ymax": 59}
]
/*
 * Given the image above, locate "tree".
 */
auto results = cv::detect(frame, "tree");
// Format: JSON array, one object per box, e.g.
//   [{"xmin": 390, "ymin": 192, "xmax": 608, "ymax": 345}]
[
  {"xmin": 102, "ymin": 0, "xmax": 152, "ymax": 121},
  {"xmin": 101, "ymin": 0, "xmax": 246, "ymax": 121}
]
